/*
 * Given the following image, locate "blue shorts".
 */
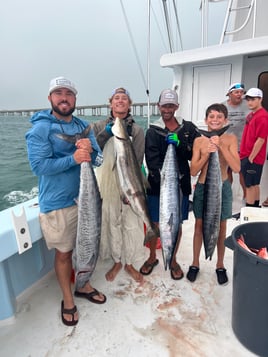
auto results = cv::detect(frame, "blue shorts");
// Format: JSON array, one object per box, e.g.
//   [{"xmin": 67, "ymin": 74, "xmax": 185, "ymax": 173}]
[
  {"xmin": 193, "ymin": 180, "xmax": 232, "ymax": 221},
  {"xmin": 147, "ymin": 194, "xmax": 189, "ymax": 223}
]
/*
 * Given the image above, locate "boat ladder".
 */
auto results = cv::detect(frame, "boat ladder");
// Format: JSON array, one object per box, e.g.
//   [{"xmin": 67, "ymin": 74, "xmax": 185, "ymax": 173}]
[{"xmin": 219, "ymin": 0, "xmax": 256, "ymax": 43}]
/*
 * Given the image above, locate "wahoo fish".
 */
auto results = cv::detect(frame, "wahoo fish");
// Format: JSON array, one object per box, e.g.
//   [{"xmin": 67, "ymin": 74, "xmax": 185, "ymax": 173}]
[
  {"xmin": 159, "ymin": 143, "xmax": 181, "ymax": 270},
  {"xmin": 199, "ymin": 126, "xmax": 229, "ymax": 260},
  {"xmin": 111, "ymin": 117, "xmax": 159, "ymax": 243},
  {"xmin": 57, "ymin": 126, "xmax": 102, "ymax": 289},
  {"xmin": 73, "ymin": 158, "xmax": 102, "ymax": 289}
]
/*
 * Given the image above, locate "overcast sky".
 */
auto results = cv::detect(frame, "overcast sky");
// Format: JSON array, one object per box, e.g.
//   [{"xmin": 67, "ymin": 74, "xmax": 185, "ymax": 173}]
[{"xmin": 0, "ymin": 0, "xmax": 226, "ymax": 110}]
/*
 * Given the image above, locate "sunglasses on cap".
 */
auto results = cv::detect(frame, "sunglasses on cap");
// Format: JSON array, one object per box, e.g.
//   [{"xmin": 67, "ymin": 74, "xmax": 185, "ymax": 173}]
[
  {"xmin": 111, "ymin": 88, "xmax": 130, "ymax": 96},
  {"xmin": 230, "ymin": 84, "xmax": 245, "ymax": 91}
]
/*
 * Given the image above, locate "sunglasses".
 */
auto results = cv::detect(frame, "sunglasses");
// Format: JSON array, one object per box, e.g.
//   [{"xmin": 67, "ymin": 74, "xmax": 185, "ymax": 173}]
[
  {"xmin": 111, "ymin": 88, "xmax": 130, "ymax": 97},
  {"xmin": 230, "ymin": 84, "xmax": 245, "ymax": 91}
]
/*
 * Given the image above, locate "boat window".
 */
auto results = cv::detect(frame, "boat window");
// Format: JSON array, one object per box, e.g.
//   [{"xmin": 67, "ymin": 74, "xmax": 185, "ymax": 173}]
[{"xmin": 258, "ymin": 72, "xmax": 268, "ymax": 111}]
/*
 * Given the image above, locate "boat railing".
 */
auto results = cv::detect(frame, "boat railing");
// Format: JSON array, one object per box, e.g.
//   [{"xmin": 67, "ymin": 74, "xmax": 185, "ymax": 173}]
[{"xmin": 219, "ymin": 0, "xmax": 256, "ymax": 44}]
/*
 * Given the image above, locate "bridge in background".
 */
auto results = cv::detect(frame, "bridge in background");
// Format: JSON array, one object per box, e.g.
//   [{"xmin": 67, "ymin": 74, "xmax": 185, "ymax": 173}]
[{"xmin": 0, "ymin": 102, "xmax": 159, "ymax": 117}]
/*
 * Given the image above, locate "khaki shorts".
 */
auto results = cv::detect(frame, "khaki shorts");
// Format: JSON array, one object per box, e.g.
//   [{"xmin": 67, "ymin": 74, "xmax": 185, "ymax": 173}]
[{"xmin": 39, "ymin": 205, "xmax": 78, "ymax": 252}]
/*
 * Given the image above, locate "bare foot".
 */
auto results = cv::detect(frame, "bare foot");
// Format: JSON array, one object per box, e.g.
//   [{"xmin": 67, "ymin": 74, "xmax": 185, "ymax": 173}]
[
  {"xmin": 124, "ymin": 264, "xmax": 144, "ymax": 283},
  {"xmin": 105, "ymin": 262, "xmax": 122, "ymax": 281}
]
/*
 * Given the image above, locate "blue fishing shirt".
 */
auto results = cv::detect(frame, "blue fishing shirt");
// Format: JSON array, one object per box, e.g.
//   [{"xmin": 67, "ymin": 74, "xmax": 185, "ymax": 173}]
[{"xmin": 25, "ymin": 110, "xmax": 103, "ymax": 213}]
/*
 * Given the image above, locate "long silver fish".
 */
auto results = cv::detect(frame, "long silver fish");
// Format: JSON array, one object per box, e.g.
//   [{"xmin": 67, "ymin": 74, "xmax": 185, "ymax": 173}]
[
  {"xmin": 159, "ymin": 143, "xmax": 181, "ymax": 270},
  {"xmin": 111, "ymin": 117, "xmax": 159, "ymax": 243},
  {"xmin": 73, "ymin": 159, "xmax": 102, "ymax": 289},
  {"xmin": 57, "ymin": 126, "xmax": 102, "ymax": 289},
  {"xmin": 199, "ymin": 126, "xmax": 229, "ymax": 260}
]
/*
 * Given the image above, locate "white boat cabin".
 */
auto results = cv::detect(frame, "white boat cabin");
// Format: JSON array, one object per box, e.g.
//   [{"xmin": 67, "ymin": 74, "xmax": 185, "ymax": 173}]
[{"xmin": 160, "ymin": 0, "xmax": 268, "ymax": 128}]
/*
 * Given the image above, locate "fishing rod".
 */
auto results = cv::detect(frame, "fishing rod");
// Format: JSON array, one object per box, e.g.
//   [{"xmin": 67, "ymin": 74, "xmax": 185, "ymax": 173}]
[{"xmin": 146, "ymin": 0, "xmax": 151, "ymax": 128}]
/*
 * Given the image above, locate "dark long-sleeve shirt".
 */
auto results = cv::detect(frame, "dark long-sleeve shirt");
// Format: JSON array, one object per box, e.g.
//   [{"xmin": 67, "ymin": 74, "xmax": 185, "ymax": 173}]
[{"xmin": 145, "ymin": 117, "xmax": 200, "ymax": 196}]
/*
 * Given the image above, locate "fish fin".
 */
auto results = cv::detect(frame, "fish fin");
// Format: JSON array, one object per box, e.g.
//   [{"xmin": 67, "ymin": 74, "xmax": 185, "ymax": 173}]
[{"xmin": 168, "ymin": 213, "xmax": 174, "ymax": 228}]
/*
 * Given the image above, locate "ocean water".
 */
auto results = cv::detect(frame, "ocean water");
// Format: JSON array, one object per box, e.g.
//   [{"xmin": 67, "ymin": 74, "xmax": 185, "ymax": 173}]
[{"xmin": 0, "ymin": 114, "xmax": 151, "ymax": 211}]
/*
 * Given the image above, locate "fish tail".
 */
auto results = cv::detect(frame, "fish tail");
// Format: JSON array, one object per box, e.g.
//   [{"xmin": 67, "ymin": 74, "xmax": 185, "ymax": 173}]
[
  {"xmin": 75, "ymin": 271, "xmax": 92, "ymax": 290},
  {"xmin": 153, "ymin": 223, "xmax": 160, "ymax": 238},
  {"xmin": 143, "ymin": 224, "xmax": 160, "ymax": 245},
  {"xmin": 198, "ymin": 125, "xmax": 230, "ymax": 138},
  {"xmin": 162, "ymin": 249, "xmax": 169, "ymax": 271}
]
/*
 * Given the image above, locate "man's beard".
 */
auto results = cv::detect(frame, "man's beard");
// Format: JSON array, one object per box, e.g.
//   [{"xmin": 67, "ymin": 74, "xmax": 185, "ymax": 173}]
[{"xmin": 51, "ymin": 101, "xmax": 75, "ymax": 117}]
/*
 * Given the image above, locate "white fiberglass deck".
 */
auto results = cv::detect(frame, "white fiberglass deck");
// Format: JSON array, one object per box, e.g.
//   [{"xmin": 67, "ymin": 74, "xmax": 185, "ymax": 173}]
[{"xmin": 0, "ymin": 166, "xmax": 267, "ymax": 357}]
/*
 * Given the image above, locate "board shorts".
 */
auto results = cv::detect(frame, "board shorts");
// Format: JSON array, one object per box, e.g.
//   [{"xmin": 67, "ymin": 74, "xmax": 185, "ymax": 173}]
[
  {"xmin": 147, "ymin": 194, "xmax": 189, "ymax": 223},
  {"xmin": 241, "ymin": 157, "xmax": 263, "ymax": 187},
  {"xmin": 193, "ymin": 180, "xmax": 232, "ymax": 221},
  {"xmin": 39, "ymin": 205, "xmax": 78, "ymax": 253}
]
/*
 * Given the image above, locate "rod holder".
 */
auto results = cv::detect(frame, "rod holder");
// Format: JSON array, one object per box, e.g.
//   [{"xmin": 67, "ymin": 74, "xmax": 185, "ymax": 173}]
[{"xmin": 11, "ymin": 207, "xmax": 32, "ymax": 254}]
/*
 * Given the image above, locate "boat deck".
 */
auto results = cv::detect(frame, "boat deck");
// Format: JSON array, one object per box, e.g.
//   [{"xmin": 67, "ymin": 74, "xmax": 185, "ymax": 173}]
[{"xmin": 0, "ymin": 166, "xmax": 267, "ymax": 357}]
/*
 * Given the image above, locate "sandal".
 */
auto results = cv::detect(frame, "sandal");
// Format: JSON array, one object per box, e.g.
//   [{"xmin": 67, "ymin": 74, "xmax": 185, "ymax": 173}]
[
  {"xmin": 186, "ymin": 266, "xmax": 199, "ymax": 282},
  {"xmin": 61, "ymin": 300, "xmax": 78, "ymax": 326},
  {"xmin": 74, "ymin": 289, "xmax": 107, "ymax": 304},
  {"xmin": 170, "ymin": 263, "xmax": 184, "ymax": 280},
  {"xmin": 139, "ymin": 259, "xmax": 159, "ymax": 275},
  {"xmin": 216, "ymin": 268, "xmax": 228, "ymax": 285}
]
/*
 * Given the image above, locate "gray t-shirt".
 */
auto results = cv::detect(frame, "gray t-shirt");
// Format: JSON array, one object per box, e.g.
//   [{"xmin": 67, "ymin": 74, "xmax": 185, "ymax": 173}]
[{"xmin": 223, "ymin": 99, "xmax": 250, "ymax": 148}]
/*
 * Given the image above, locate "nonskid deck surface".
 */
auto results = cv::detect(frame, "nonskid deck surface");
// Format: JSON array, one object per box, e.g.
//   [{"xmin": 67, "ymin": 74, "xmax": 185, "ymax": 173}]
[{"xmin": 1, "ymin": 168, "xmax": 267, "ymax": 357}]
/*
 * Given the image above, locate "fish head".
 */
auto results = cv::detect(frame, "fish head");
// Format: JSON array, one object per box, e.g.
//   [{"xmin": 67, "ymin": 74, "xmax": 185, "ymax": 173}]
[{"xmin": 111, "ymin": 117, "xmax": 128, "ymax": 140}]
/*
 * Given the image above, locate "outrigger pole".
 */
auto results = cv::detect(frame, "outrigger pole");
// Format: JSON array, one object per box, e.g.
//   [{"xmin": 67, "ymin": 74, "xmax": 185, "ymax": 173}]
[{"xmin": 146, "ymin": 0, "xmax": 151, "ymax": 128}]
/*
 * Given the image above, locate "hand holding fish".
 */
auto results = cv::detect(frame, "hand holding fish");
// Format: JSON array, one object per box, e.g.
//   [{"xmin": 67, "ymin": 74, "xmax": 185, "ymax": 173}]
[
  {"xmin": 73, "ymin": 148, "xmax": 91, "ymax": 164},
  {"xmin": 76, "ymin": 138, "xmax": 93, "ymax": 153},
  {"xmin": 74, "ymin": 138, "xmax": 93, "ymax": 164},
  {"xmin": 105, "ymin": 122, "xmax": 114, "ymax": 136},
  {"xmin": 166, "ymin": 132, "xmax": 180, "ymax": 146},
  {"xmin": 208, "ymin": 135, "xmax": 220, "ymax": 152}
]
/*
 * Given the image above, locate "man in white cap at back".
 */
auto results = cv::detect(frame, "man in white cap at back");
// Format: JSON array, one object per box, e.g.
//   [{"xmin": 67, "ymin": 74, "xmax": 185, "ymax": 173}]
[
  {"xmin": 240, "ymin": 87, "xmax": 268, "ymax": 208},
  {"xmin": 223, "ymin": 83, "xmax": 250, "ymax": 200}
]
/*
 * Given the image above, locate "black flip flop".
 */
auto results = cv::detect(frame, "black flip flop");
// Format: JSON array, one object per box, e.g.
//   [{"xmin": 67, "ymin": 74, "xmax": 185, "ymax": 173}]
[
  {"xmin": 74, "ymin": 289, "xmax": 107, "ymax": 304},
  {"xmin": 61, "ymin": 300, "xmax": 78, "ymax": 326},
  {"xmin": 139, "ymin": 259, "xmax": 159, "ymax": 275},
  {"xmin": 170, "ymin": 264, "xmax": 184, "ymax": 280}
]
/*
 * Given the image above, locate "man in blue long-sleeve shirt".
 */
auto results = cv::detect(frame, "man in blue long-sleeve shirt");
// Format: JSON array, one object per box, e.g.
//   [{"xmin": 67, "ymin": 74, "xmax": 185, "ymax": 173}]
[{"xmin": 26, "ymin": 77, "xmax": 106, "ymax": 326}]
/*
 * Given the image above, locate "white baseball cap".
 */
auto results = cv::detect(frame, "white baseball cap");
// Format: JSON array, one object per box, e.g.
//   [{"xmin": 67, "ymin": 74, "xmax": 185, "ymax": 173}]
[
  {"xmin": 48, "ymin": 76, "xmax": 77, "ymax": 95},
  {"xmin": 245, "ymin": 87, "xmax": 263, "ymax": 98}
]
